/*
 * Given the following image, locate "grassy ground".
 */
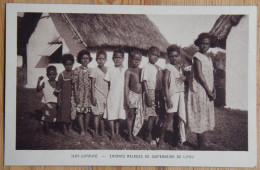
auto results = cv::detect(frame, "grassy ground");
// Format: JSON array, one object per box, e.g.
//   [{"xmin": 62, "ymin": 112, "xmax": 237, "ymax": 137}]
[{"xmin": 16, "ymin": 87, "xmax": 248, "ymax": 151}]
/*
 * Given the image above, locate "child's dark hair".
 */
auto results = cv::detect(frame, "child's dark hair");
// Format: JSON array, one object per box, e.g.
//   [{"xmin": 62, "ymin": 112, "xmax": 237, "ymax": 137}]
[
  {"xmin": 130, "ymin": 49, "xmax": 142, "ymax": 58},
  {"xmin": 167, "ymin": 44, "xmax": 180, "ymax": 55},
  {"xmin": 61, "ymin": 54, "xmax": 75, "ymax": 65},
  {"xmin": 148, "ymin": 46, "xmax": 160, "ymax": 56},
  {"xmin": 112, "ymin": 48, "xmax": 124, "ymax": 59},
  {"xmin": 194, "ymin": 32, "xmax": 217, "ymax": 48},
  {"xmin": 46, "ymin": 65, "xmax": 57, "ymax": 75},
  {"xmin": 77, "ymin": 50, "xmax": 93, "ymax": 63},
  {"xmin": 96, "ymin": 51, "xmax": 107, "ymax": 59}
]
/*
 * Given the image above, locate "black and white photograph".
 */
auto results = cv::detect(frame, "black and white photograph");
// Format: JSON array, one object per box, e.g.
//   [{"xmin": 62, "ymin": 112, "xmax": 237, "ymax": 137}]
[{"xmin": 5, "ymin": 4, "xmax": 257, "ymax": 167}]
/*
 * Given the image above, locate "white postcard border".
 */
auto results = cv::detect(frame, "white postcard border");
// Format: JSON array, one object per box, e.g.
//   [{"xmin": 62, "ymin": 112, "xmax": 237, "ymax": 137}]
[{"xmin": 4, "ymin": 3, "xmax": 258, "ymax": 167}]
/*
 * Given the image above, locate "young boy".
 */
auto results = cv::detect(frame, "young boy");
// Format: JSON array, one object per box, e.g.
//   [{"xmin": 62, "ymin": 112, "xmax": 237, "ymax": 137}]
[
  {"xmin": 124, "ymin": 49, "xmax": 143, "ymax": 143},
  {"xmin": 158, "ymin": 44, "xmax": 186, "ymax": 147},
  {"xmin": 90, "ymin": 51, "xmax": 108, "ymax": 139},
  {"xmin": 141, "ymin": 46, "xmax": 164, "ymax": 145},
  {"xmin": 36, "ymin": 65, "xmax": 58, "ymax": 135},
  {"xmin": 104, "ymin": 49, "xmax": 127, "ymax": 141}
]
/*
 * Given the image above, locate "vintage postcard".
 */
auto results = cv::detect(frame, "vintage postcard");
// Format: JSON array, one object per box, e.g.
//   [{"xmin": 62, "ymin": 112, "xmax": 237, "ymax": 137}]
[{"xmin": 4, "ymin": 3, "xmax": 257, "ymax": 167}]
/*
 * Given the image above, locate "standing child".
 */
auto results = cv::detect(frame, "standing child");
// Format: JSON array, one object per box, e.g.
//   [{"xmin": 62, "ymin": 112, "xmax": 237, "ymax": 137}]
[
  {"xmin": 55, "ymin": 54, "xmax": 74, "ymax": 135},
  {"xmin": 36, "ymin": 66, "xmax": 58, "ymax": 135},
  {"xmin": 158, "ymin": 45, "xmax": 186, "ymax": 147},
  {"xmin": 187, "ymin": 33, "xmax": 216, "ymax": 150},
  {"xmin": 90, "ymin": 51, "xmax": 108, "ymax": 139},
  {"xmin": 71, "ymin": 50, "xmax": 92, "ymax": 136},
  {"xmin": 104, "ymin": 49, "xmax": 127, "ymax": 141},
  {"xmin": 124, "ymin": 49, "xmax": 143, "ymax": 143},
  {"xmin": 141, "ymin": 46, "xmax": 164, "ymax": 145}
]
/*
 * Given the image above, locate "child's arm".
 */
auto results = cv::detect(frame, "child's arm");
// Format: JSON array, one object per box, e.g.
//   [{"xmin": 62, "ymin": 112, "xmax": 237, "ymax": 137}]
[
  {"xmin": 124, "ymin": 70, "xmax": 130, "ymax": 108},
  {"xmin": 194, "ymin": 57, "xmax": 214, "ymax": 100},
  {"xmin": 90, "ymin": 78, "xmax": 97, "ymax": 106},
  {"xmin": 143, "ymin": 81, "xmax": 153, "ymax": 107},
  {"xmin": 36, "ymin": 76, "xmax": 44, "ymax": 92},
  {"xmin": 141, "ymin": 67, "xmax": 153, "ymax": 107},
  {"xmin": 163, "ymin": 70, "xmax": 173, "ymax": 109},
  {"xmin": 72, "ymin": 69, "xmax": 80, "ymax": 105},
  {"xmin": 176, "ymin": 74, "xmax": 186, "ymax": 85},
  {"xmin": 54, "ymin": 74, "xmax": 62, "ymax": 96}
]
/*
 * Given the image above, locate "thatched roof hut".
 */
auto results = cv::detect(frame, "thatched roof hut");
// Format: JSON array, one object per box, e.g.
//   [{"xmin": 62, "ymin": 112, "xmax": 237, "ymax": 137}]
[
  {"xmin": 49, "ymin": 13, "xmax": 169, "ymax": 56},
  {"xmin": 210, "ymin": 15, "xmax": 244, "ymax": 49}
]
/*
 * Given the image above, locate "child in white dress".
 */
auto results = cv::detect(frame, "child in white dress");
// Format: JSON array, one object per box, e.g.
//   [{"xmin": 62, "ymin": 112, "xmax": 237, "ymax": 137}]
[
  {"xmin": 104, "ymin": 49, "xmax": 127, "ymax": 141},
  {"xmin": 90, "ymin": 51, "xmax": 108, "ymax": 139}
]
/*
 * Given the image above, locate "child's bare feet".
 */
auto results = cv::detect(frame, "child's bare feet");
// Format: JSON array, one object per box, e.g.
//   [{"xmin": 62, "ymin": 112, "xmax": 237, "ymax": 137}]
[
  {"xmin": 157, "ymin": 138, "xmax": 166, "ymax": 147},
  {"xmin": 110, "ymin": 135, "xmax": 116, "ymax": 142},
  {"xmin": 146, "ymin": 135, "xmax": 152, "ymax": 143},
  {"xmin": 128, "ymin": 135, "xmax": 134, "ymax": 143},
  {"xmin": 80, "ymin": 131, "xmax": 85, "ymax": 136}
]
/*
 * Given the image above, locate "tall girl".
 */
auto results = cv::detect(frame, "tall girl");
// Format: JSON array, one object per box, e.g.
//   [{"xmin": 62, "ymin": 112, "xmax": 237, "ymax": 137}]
[
  {"xmin": 187, "ymin": 33, "xmax": 216, "ymax": 150},
  {"xmin": 104, "ymin": 49, "xmax": 127, "ymax": 141},
  {"xmin": 71, "ymin": 50, "xmax": 92, "ymax": 136},
  {"xmin": 55, "ymin": 54, "xmax": 74, "ymax": 135}
]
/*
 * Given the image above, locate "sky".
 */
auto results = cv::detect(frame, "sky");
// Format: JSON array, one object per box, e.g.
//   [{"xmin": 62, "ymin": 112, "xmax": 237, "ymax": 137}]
[{"xmin": 147, "ymin": 15, "xmax": 220, "ymax": 48}]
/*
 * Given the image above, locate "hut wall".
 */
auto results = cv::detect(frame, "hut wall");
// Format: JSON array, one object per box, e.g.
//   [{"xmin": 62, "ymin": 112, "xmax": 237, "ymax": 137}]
[
  {"xmin": 26, "ymin": 14, "xmax": 63, "ymax": 88},
  {"xmin": 225, "ymin": 16, "xmax": 248, "ymax": 110}
]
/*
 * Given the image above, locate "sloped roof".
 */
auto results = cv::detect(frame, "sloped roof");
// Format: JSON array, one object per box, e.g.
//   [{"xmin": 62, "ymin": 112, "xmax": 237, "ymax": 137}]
[
  {"xmin": 50, "ymin": 13, "xmax": 169, "ymax": 54},
  {"xmin": 210, "ymin": 15, "xmax": 244, "ymax": 49}
]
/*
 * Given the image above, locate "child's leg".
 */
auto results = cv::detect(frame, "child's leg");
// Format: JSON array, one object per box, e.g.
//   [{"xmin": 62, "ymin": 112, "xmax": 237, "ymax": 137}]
[
  {"xmin": 158, "ymin": 113, "xmax": 174, "ymax": 146},
  {"xmin": 146, "ymin": 116, "xmax": 155, "ymax": 142},
  {"xmin": 115, "ymin": 120, "xmax": 120, "ymax": 136},
  {"xmin": 173, "ymin": 113, "xmax": 179, "ymax": 139},
  {"xmin": 196, "ymin": 133, "xmax": 205, "ymax": 150},
  {"xmin": 94, "ymin": 115, "xmax": 100, "ymax": 136},
  {"xmin": 44, "ymin": 122, "xmax": 50, "ymax": 135},
  {"xmin": 84, "ymin": 113, "xmax": 91, "ymax": 133},
  {"xmin": 109, "ymin": 120, "xmax": 115, "ymax": 139},
  {"xmin": 62, "ymin": 122, "xmax": 68, "ymax": 135},
  {"xmin": 127, "ymin": 109, "xmax": 135, "ymax": 142},
  {"xmin": 78, "ymin": 114, "xmax": 85, "ymax": 136},
  {"xmin": 99, "ymin": 116, "xmax": 105, "ymax": 136}
]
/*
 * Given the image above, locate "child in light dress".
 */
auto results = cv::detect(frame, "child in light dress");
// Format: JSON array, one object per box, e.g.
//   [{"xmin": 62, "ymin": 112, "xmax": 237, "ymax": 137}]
[
  {"xmin": 187, "ymin": 33, "xmax": 216, "ymax": 150},
  {"xmin": 71, "ymin": 50, "xmax": 92, "ymax": 136},
  {"xmin": 90, "ymin": 51, "xmax": 108, "ymax": 139},
  {"xmin": 141, "ymin": 46, "xmax": 164, "ymax": 145},
  {"xmin": 54, "ymin": 54, "xmax": 74, "ymax": 135},
  {"xmin": 36, "ymin": 66, "xmax": 58, "ymax": 135},
  {"xmin": 104, "ymin": 49, "xmax": 127, "ymax": 141},
  {"xmin": 124, "ymin": 49, "xmax": 143, "ymax": 143},
  {"xmin": 158, "ymin": 44, "xmax": 187, "ymax": 147}
]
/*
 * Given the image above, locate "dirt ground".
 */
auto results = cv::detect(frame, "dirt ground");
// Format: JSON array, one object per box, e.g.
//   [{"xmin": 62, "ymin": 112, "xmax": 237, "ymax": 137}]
[{"xmin": 15, "ymin": 87, "xmax": 248, "ymax": 151}]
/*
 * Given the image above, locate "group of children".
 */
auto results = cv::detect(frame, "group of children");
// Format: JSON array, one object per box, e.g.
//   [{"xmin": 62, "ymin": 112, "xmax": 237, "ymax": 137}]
[{"xmin": 37, "ymin": 45, "xmax": 187, "ymax": 147}]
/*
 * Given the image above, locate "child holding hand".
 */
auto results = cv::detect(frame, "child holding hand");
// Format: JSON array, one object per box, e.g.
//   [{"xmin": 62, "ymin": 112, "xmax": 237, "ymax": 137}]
[{"xmin": 36, "ymin": 66, "xmax": 58, "ymax": 135}]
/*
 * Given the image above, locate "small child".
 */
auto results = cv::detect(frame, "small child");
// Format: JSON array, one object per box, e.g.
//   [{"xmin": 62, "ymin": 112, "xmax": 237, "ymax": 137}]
[
  {"xmin": 37, "ymin": 65, "xmax": 58, "ymax": 135},
  {"xmin": 71, "ymin": 50, "xmax": 92, "ymax": 136},
  {"xmin": 104, "ymin": 49, "xmax": 127, "ymax": 141},
  {"xmin": 141, "ymin": 46, "xmax": 164, "ymax": 145},
  {"xmin": 158, "ymin": 44, "xmax": 186, "ymax": 147},
  {"xmin": 90, "ymin": 51, "xmax": 108, "ymax": 139},
  {"xmin": 124, "ymin": 49, "xmax": 143, "ymax": 143},
  {"xmin": 54, "ymin": 54, "xmax": 74, "ymax": 135}
]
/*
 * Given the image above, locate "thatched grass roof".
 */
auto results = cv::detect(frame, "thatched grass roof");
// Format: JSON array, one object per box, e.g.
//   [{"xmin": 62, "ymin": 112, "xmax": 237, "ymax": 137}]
[
  {"xmin": 210, "ymin": 15, "xmax": 244, "ymax": 49},
  {"xmin": 58, "ymin": 13, "xmax": 169, "ymax": 53}
]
